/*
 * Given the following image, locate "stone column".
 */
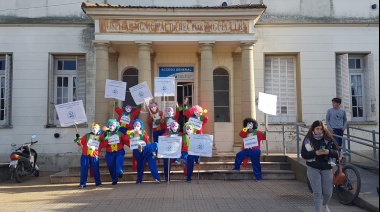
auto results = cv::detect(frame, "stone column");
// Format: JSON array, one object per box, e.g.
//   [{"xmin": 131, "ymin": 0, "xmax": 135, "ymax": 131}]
[
  {"xmin": 232, "ymin": 52, "xmax": 243, "ymax": 151},
  {"xmin": 109, "ymin": 52, "xmax": 119, "ymax": 119},
  {"xmin": 136, "ymin": 42, "xmax": 152, "ymax": 138},
  {"xmin": 199, "ymin": 42, "xmax": 217, "ymax": 154},
  {"xmin": 240, "ymin": 41, "xmax": 256, "ymax": 120},
  {"xmin": 94, "ymin": 41, "xmax": 110, "ymax": 127}
]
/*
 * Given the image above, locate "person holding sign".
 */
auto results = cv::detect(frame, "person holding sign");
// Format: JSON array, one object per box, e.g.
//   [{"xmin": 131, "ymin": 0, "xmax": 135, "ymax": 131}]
[
  {"xmin": 164, "ymin": 102, "xmax": 180, "ymax": 132},
  {"xmin": 100, "ymin": 119, "xmax": 129, "ymax": 185},
  {"xmin": 161, "ymin": 121, "xmax": 182, "ymax": 182},
  {"xmin": 128, "ymin": 119, "xmax": 161, "ymax": 184},
  {"xmin": 114, "ymin": 100, "xmax": 141, "ymax": 135},
  {"xmin": 232, "ymin": 118, "xmax": 266, "ymax": 182},
  {"xmin": 74, "ymin": 123, "xmax": 105, "ymax": 189},
  {"xmin": 183, "ymin": 98, "xmax": 208, "ymax": 134},
  {"xmin": 148, "ymin": 102, "xmax": 167, "ymax": 143},
  {"xmin": 183, "ymin": 122, "xmax": 201, "ymax": 183}
]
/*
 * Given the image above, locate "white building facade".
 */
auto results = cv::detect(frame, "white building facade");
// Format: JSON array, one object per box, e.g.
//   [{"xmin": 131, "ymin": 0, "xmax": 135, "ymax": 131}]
[{"xmin": 0, "ymin": 0, "xmax": 378, "ymax": 171}]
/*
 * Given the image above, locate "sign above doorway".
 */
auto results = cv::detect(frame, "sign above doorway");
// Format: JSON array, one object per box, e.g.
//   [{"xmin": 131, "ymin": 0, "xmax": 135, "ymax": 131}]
[{"xmin": 159, "ymin": 66, "xmax": 194, "ymax": 79}]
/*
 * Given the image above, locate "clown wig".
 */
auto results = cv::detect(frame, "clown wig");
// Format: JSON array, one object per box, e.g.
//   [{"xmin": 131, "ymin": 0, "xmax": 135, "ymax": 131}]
[
  {"xmin": 243, "ymin": 118, "xmax": 258, "ymax": 130},
  {"xmin": 132, "ymin": 119, "xmax": 144, "ymax": 131},
  {"xmin": 189, "ymin": 105, "xmax": 203, "ymax": 116},
  {"xmin": 183, "ymin": 122, "xmax": 196, "ymax": 133},
  {"xmin": 106, "ymin": 119, "xmax": 120, "ymax": 129}
]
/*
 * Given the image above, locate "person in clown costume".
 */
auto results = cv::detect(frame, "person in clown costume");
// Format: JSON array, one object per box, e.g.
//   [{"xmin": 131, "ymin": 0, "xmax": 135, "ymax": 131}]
[
  {"xmin": 161, "ymin": 121, "xmax": 182, "ymax": 182},
  {"xmin": 164, "ymin": 102, "xmax": 180, "ymax": 131},
  {"xmin": 183, "ymin": 122, "xmax": 199, "ymax": 183},
  {"xmin": 128, "ymin": 119, "xmax": 161, "ymax": 184},
  {"xmin": 74, "ymin": 123, "xmax": 106, "ymax": 188},
  {"xmin": 232, "ymin": 118, "xmax": 266, "ymax": 182},
  {"xmin": 114, "ymin": 100, "xmax": 141, "ymax": 135},
  {"xmin": 148, "ymin": 102, "xmax": 167, "ymax": 143},
  {"xmin": 100, "ymin": 119, "xmax": 129, "ymax": 185},
  {"xmin": 183, "ymin": 98, "xmax": 208, "ymax": 134}
]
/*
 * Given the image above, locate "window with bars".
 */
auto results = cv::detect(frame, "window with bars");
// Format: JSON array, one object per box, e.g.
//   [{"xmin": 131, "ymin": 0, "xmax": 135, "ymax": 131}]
[
  {"xmin": 213, "ymin": 68, "xmax": 230, "ymax": 122},
  {"xmin": 264, "ymin": 56, "xmax": 297, "ymax": 123},
  {"xmin": 47, "ymin": 55, "xmax": 86, "ymax": 126},
  {"xmin": 336, "ymin": 54, "xmax": 376, "ymax": 122},
  {"xmin": 0, "ymin": 54, "xmax": 12, "ymax": 126}
]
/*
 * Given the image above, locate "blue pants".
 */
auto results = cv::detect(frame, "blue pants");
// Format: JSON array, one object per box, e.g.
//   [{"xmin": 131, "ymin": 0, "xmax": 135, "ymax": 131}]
[
  {"xmin": 333, "ymin": 128, "xmax": 344, "ymax": 147},
  {"xmin": 186, "ymin": 155, "xmax": 200, "ymax": 181},
  {"xmin": 105, "ymin": 149, "xmax": 125, "ymax": 183},
  {"xmin": 153, "ymin": 129, "xmax": 166, "ymax": 143},
  {"xmin": 181, "ymin": 152, "xmax": 188, "ymax": 166},
  {"xmin": 134, "ymin": 143, "xmax": 160, "ymax": 183},
  {"xmin": 80, "ymin": 155, "xmax": 101, "ymax": 186},
  {"xmin": 118, "ymin": 127, "xmax": 127, "ymax": 135},
  {"xmin": 234, "ymin": 149, "xmax": 262, "ymax": 180}
]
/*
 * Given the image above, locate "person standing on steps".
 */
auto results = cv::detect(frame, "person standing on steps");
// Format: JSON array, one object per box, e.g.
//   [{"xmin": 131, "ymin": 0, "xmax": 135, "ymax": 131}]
[
  {"xmin": 232, "ymin": 118, "xmax": 266, "ymax": 182},
  {"xmin": 128, "ymin": 119, "xmax": 161, "ymax": 184},
  {"xmin": 100, "ymin": 119, "xmax": 129, "ymax": 185}
]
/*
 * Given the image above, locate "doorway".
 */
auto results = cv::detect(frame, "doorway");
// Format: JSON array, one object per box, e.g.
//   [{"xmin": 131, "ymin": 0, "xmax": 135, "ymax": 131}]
[{"xmin": 176, "ymin": 81, "xmax": 193, "ymax": 132}]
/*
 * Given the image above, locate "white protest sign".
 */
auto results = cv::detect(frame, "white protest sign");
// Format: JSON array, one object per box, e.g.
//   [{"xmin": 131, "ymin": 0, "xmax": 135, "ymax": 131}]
[
  {"xmin": 104, "ymin": 79, "xmax": 127, "ymax": 101},
  {"xmin": 258, "ymin": 92, "xmax": 277, "ymax": 116},
  {"xmin": 154, "ymin": 77, "xmax": 175, "ymax": 97},
  {"xmin": 188, "ymin": 134, "xmax": 213, "ymax": 157},
  {"xmin": 107, "ymin": 134, "xmax": 120, "ymax": 145},
  {"xmin": 157, "ymin": 136, "xmax": 182, "ymax": 158},
  {"xmin": 130, "ymin": 138, "xmax": 147, "ymax": 150},
  {"xmin": 129, "ymin": 81, "xmax": 153, "ymax": 105},
  {"xmin": 188, "ymin": 117, "xmax": 203, "ymax": 130},
  {"xmin": 55, "ymin": 100, "xmax": 87, "ymax": 127},
  {"xmin": 87, "ymin": 139, "xmax": 100, "ymax": 150},
  {"xmin": 243, "ymin": 135, "xmax": 259, "ymax": 149}
]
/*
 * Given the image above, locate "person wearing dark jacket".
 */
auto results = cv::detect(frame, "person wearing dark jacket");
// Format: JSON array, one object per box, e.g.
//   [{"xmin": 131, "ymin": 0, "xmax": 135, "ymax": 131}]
[{"xmin": 301, "ymin": 120, "xmax": 340, "ymax": 212}]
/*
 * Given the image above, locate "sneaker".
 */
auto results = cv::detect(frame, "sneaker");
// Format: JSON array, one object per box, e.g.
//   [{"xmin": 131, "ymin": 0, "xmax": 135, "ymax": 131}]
[
  {"xmin": 155, "ymin": 179, "xmax": 161, "ymax": 184},
  {"xmin": 255, "ymin": 179, "xmax": 261, "ymax": 182},
  {"xmin": 136, "ymin": 181, "xmax": 141, "ymax": 184},
  {"xmin": 78, "ymin": 185, "xmax": 86, "ymax": 189},
  {"xmin": 138, "ymin": 144, "xmax": 143, "ymax": 153},
  {"xmin": 112, "ymin": 182, "xmax": 117, "ymax": 185},
  {"xmin": 323, "ymin": 205, "xmax": 330, "ymax": 212},
  {"xmin": 118, "ymin": 173, "xmax": 123, "ymax": 178},
  {"xmin": 174, "ymin": 159, "xmax": 181, "ymax": 165}
]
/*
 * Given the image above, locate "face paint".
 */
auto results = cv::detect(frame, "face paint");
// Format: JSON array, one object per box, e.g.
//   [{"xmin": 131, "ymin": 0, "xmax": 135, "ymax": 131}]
[
  {"xmin": 150, "ymin": 105, "xmax": 157, "ymax": 113},
  {"xmin": 109, "ymin": 122, "xmax": 117, "ymax": 132},
  {"xmin": 133, "ymin": 122, "xmax": 141, "ymax": 131},
  {"xmin": 171, "ymin": 123, "xmax": 179, "ymax": 132},
  {"xmin": 186, "ymin": 126, "xmax": 194, "ymax": 135},
  {"xmin": 91, "ymin": 126, "xmax": 100, "ymax": 135},
  {"xmin": 247, "ymin": 122, "xmax": 253, "ymax": 129},
  {"xmin": 166, "ymin": 107, "xmax": 174, "ymax": 117},
  {"xmin": 125, "ymin": 106, "xmax": 132, "ymax": 113}
]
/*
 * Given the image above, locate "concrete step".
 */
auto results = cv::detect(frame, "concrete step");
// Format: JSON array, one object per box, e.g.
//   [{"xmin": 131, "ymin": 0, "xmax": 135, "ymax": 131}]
[
  {"xmin": 68, "ymin": 161, "xmax": 291, "ymax": 173},
  {"xmin": 50, "ymin": 169, "xmax": 296, "ymax": 184}
]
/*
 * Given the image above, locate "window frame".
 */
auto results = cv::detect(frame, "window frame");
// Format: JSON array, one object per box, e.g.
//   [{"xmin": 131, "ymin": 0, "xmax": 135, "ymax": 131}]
[
  {"xmin": 47, "ymin": 55, "xmax": 86, "ymax": 127},
  {"xmin": 213, "ymin": 68, "xmax": 230, "ymax": 122},
  {"xmin": 264, "ymin": 56, "xmax": 297, "ymax": 123},
  {"xmin": 0, "ymin": 54, "xmax": 12, "ymax": 127}
]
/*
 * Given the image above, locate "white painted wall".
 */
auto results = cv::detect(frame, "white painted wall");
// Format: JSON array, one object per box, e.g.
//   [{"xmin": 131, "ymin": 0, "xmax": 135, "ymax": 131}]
[{"xmin": 0, "ymin": 0, "xmax": 378, "ymax": 19}]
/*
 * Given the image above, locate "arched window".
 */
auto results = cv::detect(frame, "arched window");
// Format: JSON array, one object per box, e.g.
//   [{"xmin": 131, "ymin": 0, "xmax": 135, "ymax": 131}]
[
  {"xmin": 122, "ymin": 68, "xmax": 138, "ymax": 108},
  {"xmin": 213, "ymin": 68, "xmax": 230, "ymax": 122}
]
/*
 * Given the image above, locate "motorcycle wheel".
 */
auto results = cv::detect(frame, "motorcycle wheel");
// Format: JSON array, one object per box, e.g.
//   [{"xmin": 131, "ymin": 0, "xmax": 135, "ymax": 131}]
[
  {"xmin": 33, "ymin": 170, "xmax": 39, "ymax": 177},
  {"xmin": 14, "ymin": 163, "xmax": 24, "ymax": 183}
]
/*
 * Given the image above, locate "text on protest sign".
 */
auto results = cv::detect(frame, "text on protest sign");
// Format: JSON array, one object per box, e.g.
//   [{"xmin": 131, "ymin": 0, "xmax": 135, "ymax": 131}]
[
  {"xmin": 157, "ymin": 136, "xmax": 182, "ymax": 158},
  {"xmin": 243, "ymin": 135, "xmax": 259, "ymax": 149},
  {"xmin": 130, "ymin": 138, "xmax": 147, "ymax": 150},
  {"xmin": 104, "ymin": 79, "xmax": 127, "ymax": 101},
  {"xmin": 154, "ymin": 77, "xmax": 175, "ymax": 97},
  {"xmin": 55, "ymin": 100, "xmax": 87, "ymax": 127},
  {"xmin": 129, "ymin": 81, "xmax": 153, "ymax": 105},
  {"xmin": 188, "ymin": 134, "xmax": 213, "ymax": 157},
  {"xmin": 188, "ymin": 117, "xmax": 203, "ymax": 130}
]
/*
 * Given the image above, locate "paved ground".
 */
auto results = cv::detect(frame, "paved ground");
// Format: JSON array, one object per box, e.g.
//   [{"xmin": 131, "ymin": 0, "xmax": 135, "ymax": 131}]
[{"xmin": 0, "ymin": 172, "xmax": 370, "ymax": 212}]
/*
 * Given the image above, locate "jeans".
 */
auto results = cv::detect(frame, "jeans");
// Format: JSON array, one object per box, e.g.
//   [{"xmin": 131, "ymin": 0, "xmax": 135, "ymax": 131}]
[{"xmin": 333, "ymin": 128, "xmax": 344, "ymax": 147}]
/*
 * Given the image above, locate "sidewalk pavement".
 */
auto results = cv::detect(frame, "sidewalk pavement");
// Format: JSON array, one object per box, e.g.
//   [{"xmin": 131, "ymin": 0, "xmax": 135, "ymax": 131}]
[{"xmin": 0, "ymin": 171, "xmax": 372, "ymax": 212}]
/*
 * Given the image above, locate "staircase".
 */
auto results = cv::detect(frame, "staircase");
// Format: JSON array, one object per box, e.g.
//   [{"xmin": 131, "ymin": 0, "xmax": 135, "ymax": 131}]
[{"xmin": 50, "ymin": 153, "xmax": 296, "ymax": 184}]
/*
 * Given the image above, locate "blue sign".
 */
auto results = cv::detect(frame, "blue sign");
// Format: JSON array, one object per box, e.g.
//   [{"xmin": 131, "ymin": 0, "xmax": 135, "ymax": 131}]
[{"xmin": 159, "ymin": 66, "xmax": 194, "ymax": 79}]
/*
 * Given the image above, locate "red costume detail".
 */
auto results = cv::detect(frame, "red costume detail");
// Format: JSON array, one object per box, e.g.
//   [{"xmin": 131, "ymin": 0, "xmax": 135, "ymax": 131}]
[
  {"xmin": 115, "ymin": 106, "xmax": 141, "ymax": 130},
  {"xmin": 239, "ymin": 130, "xmax": 266, "ymax": 167}
]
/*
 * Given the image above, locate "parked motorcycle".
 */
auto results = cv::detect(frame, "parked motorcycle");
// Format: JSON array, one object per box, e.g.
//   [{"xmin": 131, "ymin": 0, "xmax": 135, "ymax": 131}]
[{"xmin": 9, "ymin": 135, "xmax": 39, "ymax": 183}]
